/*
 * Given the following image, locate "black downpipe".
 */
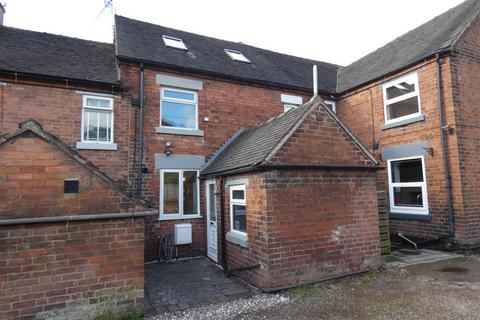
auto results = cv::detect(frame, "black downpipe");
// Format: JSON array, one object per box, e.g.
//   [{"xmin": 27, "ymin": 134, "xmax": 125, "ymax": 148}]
[
  {"xmin": 220, "ymin": 176, "xmax": 228, "ymax": 274},
  {"xmin": 436, "ymin": 54, "xmax": 455, "ymax": 237},
  {"xmin": 136, "ymin": 63, "xmax": 145, "ymax": 196}
]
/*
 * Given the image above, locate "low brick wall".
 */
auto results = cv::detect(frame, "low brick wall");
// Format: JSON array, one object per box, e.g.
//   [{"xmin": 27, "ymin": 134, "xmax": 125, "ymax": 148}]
[{"xmin": 0, "ymin": 218, "xmax": 145, "ymax": 320}]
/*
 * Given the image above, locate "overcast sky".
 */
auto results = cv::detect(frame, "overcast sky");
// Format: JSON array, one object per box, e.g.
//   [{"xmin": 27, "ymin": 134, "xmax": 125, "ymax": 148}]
[{"xmin": 3, "ymin": 0, "xmax": 464, "ymax": 66}]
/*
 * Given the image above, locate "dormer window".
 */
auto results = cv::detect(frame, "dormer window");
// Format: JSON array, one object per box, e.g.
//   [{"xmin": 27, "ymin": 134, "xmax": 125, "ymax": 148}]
[
  {"xmin": 224, "ymin": 49, "xmax": 251, "ymax": 63},
  {"xmin": 162, "ymin": 35, "xmax": 187, "ymax": 50}
]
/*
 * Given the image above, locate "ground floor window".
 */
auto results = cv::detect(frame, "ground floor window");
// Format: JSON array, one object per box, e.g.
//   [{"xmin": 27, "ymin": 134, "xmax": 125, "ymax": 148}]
[
  {"xmin": 160, "ymin": 169, "xmax": 199, "ymax": 219},
  {"xmin": 230, "ymin": 184, "xmax": 246, "ymax": 234},
  {"xmin": 387, "ymin": 156, "xmax": 428, "ymax": 215}
]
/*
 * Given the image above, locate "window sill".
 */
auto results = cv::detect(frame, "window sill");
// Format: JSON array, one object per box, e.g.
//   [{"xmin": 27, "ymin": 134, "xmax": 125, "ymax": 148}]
[
  {"xmin": 226, "ymin": 231, "xmax": 248, "ymax": 248},
  {"xmin": 158, "ymin": 215, "xmax": 203, "ymax": 221},
  {"xmin": 390, "ymin": 212, "xmax": 431, "ymax": 221},
  {"xmin": 76, "ymin": 142, "xmax": 118, "ymax": 151},
  {"xmin": 381, "ymin": 113, "xmax": 425, "ymax": 130},
  {"xmin": 155, "ymin": 127, "xmax": 204, "ymax": 137}
]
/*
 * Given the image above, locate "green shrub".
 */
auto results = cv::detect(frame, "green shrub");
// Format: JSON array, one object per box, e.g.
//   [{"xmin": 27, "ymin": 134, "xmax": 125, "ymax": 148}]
[
  {"xmin": 94, "ymin": 311, "xmax": 114, "ymax": 320},
  {"xmin": 118, "ymin": 309, "xmax": 142, "ymax": 320}
]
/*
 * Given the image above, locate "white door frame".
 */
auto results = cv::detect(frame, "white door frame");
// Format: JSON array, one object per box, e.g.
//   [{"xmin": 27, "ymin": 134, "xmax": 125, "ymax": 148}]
[{"xmin": 206, "ymin": 179, "xmax": 218, "ymax": 262}]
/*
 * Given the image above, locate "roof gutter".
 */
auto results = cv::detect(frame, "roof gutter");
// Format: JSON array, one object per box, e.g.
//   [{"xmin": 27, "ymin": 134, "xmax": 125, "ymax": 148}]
[
  {"xmin": 116, "ymin": 55, "xmax": 336, "ymax": 96},
  {"xmin": 201, "ymin": 162, "xmax": 381, "ymax": 180},
  {"xmin": 0, "ymin": 69, "xmax": 121, "ymax": 92}
]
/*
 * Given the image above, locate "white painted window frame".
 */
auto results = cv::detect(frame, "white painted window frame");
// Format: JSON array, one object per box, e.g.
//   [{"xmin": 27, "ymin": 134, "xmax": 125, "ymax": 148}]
[
  {"xmin": 159, "ymin": 169, "xmax": 201, "ymax": 220},
  {"xmin": 229, "ymin": 184, "xmax": 247, "ymax": 236},
  {"xmin": 387, "ymin": 155, "xmax": 429, "ymax": 215},
  {"xmin": 283, "ymin": 104, "xmax": 298, "ymax": 112},
  {"xmin": 382, "ymin": 72, "xmax": 422, "ymax": 125},
  {"xmin": 324, "ymin": 100, "xmax": 336, "ymax": 113},
  {"xmin": 80, "ymin": 95, "xmax": 114, "ymax": 144},
  {"xmin": 160, "ymin": 87, "xmax": 199, "ymax": 131},
  {"xmin": 162, "ymin": 35, "xmax": 188, "ymax": 50}
]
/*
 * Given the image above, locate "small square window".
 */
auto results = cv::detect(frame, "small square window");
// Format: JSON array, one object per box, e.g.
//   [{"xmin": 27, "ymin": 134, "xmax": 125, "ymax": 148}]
[
  {"xmin": 162, "ymin": 35, "xmax": 188, "ymax": 50},
  {"xmin": 64, "ymin": 180, "xmax": 79, "ymax": 193},
  {"xmin": 224, "ymin": 49, "xmax": 251, "ymax": 63}
]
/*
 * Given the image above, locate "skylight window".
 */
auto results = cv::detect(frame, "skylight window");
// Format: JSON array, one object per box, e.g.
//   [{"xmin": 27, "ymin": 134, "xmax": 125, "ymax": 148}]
[
  {"xmin": 224, "ymin": 49, "xmax": 251, "ymax": 63},
  {"xmin": 162, "ymin": 35, "xmax": 187, "ymax": 50}
]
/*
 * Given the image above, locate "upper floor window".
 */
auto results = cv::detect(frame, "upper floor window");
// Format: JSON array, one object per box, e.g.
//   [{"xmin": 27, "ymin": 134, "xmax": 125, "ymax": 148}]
[
  {"xmin": 224, "ymin": 49, "xmax": 251, "ymax": 63},
  {"xmin": 81, "ymin": 95, "xmax": 114, "ymax": 144},
  {"xmin": 162, "ymin": 35, "xmax": 187, "ymax": 50},
  {"xmin": 160, "ymin": 88, "xmax": 198, "ymax": 130},
  {"xmin": 281, "ymin": 94, "xmax": 303, "ymax": 113},
  {"xmin": 382, "ymin": 72, "xmax": 421, "ymax": 124}
]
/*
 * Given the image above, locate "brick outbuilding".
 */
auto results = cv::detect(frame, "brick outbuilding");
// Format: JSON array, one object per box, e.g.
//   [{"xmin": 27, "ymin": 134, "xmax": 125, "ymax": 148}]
[
  {"xmin": 0, "ymin": 119, "xmax": 155, "ymax": 320},
  {"xmin": 200, "ymin": 98, "xmax": 381, "ymax": 290}
]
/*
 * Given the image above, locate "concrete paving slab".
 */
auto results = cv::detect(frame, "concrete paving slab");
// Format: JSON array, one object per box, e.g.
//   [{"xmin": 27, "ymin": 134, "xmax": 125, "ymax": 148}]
[{"xmin": 145, "ymin": 257, "xmax": 257, "ymax": 315}]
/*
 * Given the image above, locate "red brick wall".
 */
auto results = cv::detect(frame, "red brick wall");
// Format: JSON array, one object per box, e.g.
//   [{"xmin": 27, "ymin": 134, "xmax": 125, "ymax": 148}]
[
  {"xmin": 0, "ymin": 132, "xmax": 144, "ymax": 219},
  {"xmin": 336, "ymin": 57, "xmax": 464, "ymax": 243},
  {"xmin": 219, "ymin": 170, "xmax": 380, "ymax": 290},
  {"xmin": 450, "ymin": 14, "xmax": 480, "ymax": 245},
  {"xmin": 0, "ymin": 79, "xmax": 133, "ymax": 185},
  {"xmin": 269, "ymin": 105, "xmax": 373, "ymax": 166},
  {"xmin": 263, "ymin": 169, "xmax": 380, "ymax": 289},
  {"xmin": 0, "ymin": 218, "xmax": 144, "ymax": 320},
  {"xmin": 119, "ymin": 63, "xmax": 321, "ymax": 261}
]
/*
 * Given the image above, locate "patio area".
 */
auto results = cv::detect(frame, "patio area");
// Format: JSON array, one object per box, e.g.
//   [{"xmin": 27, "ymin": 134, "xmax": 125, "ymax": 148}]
[{"xmin": 144, "ymin": 257, "xmax": 257, "ymax": 316}]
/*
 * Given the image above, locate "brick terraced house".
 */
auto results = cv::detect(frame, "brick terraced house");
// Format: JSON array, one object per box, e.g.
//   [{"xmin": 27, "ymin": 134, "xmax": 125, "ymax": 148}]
[{"xmin": 0, "ymin": 0, "xmax": 479, "ymax": 318}]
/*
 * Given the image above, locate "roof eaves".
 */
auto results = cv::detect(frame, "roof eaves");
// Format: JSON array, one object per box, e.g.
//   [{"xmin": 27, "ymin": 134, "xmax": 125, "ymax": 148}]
[{"xmin": 116, "ymin": 55, "xmax": 334, "ymax": 94}]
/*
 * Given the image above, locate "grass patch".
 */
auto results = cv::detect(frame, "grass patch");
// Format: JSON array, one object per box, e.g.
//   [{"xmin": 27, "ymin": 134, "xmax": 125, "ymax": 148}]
[
  {"xmin": 360, "ymin": 270, "xmax": 381, "ymax": 285},
  {"xmin": 294, "ymin": 285, "xmax": 315, "ymax": 299},
  {"xmin": 94, "ymin": 309, "xmax": 141, "ymax": 320}
]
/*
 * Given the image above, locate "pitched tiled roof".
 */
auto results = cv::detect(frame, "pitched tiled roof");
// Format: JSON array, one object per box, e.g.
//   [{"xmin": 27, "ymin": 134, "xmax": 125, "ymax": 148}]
[
  {"xmin": 114, "ymin": 15, "xmax": 340, "ymax": 94},
  {"xmin": 0, "ymin": 26, "xmax": 118, "ymax": 84},
  {"xmin": 337, "ymin": 0, "xmax": 480, "ymax": 93},
  {"xmin": 201, "ymin": 97, "xmax": 377, "ymax": 177}
]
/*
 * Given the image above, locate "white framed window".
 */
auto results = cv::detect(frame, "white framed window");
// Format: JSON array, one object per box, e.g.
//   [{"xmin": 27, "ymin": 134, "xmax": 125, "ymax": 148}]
[
  {"xmin": 281, "ymin": 94, "xmax": 303, "ymax": 113},
  {"xmin": 162, "ymin": 35, "xmax": 187, "ymax": 50},
  {"xmin": 387, "ymin": 156, "xmax": 429, "ymax": 215},
  {"xmin": 160, "ymin": 87, "xmax": 198, "ymax": 130},
  {"xmin": 284, "ymin": 104, "xmax": 298, "ymax": 112},
  {"xmin": 324, "ymin": 100, "xmax": 336, "ymax": 113},
  {"xmin": 230, "ymin": 184, "xmax": 246, "ymax": 235},
  {"xmin": 81, "ymin": 95, "xmax": 114, "ymax": 144},
  {"xmin": 224, "ymin": 49, "xmax": 251, "ymax": 63},
  {"xmin": 382, "ymin": 72, "xmax": 421, "ymax": 125},
  {"xmin": 160, "ymin": 169, "xmax": 200, "ymax": 220}
]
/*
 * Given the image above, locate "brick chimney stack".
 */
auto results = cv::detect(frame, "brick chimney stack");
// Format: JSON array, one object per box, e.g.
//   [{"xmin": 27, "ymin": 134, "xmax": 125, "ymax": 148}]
[{"xmin": 0, "ymin": 3, "xmax": 5, "ymax": 26}]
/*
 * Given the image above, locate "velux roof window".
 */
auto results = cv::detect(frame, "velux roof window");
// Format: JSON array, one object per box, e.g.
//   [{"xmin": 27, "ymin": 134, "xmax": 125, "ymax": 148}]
[
  {"xmin": 162, "ymin": 35, "xmax": 187, "ymax": 50},
  {"xmin": 224, "ymin": 49, "xmax": 251, "ymax": 63}
]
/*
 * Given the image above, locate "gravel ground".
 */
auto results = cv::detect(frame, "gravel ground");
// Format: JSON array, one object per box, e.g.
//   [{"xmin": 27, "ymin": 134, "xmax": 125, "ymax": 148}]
[{"xmin": 146, "ymin": 255, "xmax": 480, "ymax": 320}]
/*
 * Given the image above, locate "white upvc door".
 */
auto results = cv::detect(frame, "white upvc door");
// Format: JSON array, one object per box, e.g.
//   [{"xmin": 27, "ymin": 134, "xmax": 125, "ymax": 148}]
[{"xmin": 206, "ymin": 180, "xmax": 218, "ymax": 262}]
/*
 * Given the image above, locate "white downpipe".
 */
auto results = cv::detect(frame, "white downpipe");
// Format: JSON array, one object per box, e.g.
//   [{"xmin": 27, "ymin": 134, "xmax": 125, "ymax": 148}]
[{"xmin": 313, "ymin": 64, "xmax": 318, "ymax": 97}]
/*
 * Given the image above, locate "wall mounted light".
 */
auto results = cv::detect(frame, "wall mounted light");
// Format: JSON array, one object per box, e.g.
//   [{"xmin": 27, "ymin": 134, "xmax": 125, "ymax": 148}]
[{"xmin": 165, "ymin": 141, "xmax": 173, "ymax": 156}]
